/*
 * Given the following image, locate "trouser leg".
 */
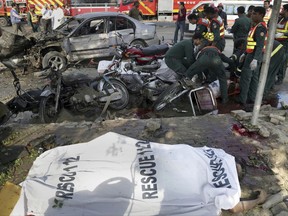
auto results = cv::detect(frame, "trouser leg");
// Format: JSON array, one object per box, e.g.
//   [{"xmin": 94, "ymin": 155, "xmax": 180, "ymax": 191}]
[
  {"xmin": 238, "ymin": 54, "xmax": 254, "ymax": 104},
  {"xmin": 179, "ymin": 21, "xmax": 185, "ymax": 41},
  {"xmin": 277, "ymin": 43, "xmax": 288, "ymax": 81},
  {"xmin": 12, "ymin": 24, "xmax": 18, "ymax": 34},
  {"xmin": 247, "ymin": 63, "xmax": 260, "ymax": 102},
  {"xmin": 165, "ymin": 57, "xmax": 187, "ymax": 76},
  {"xmin": 173, "ymin": 22, "xmax": 180, "ymax": 43},
  {"xmin": 214, "ymin": 64, "xmax": 228, "ymax": 101}
]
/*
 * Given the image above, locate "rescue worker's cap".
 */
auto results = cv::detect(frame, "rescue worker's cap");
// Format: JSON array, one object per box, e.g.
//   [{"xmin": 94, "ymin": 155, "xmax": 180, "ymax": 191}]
[
  {"xmin": 179, "ymin": 2, "xmax": 184, "ymax": 6},
  {"xmin": 29, "ymin": 4, "xmax": 35, "ymax": 9}
]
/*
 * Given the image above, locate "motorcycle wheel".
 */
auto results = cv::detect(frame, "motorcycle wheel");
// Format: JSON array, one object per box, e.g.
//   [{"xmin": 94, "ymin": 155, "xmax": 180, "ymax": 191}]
[
  {"xmin": 102, "ymin": 79, "xmax": 129, "ymax": 110},
  {"xmin": 39, "ymin": 95, "xmax": 60, "ymax": 123},
  {"xmin": 153, "ymin": 82, "xmax": 183, "ymax": 111}
]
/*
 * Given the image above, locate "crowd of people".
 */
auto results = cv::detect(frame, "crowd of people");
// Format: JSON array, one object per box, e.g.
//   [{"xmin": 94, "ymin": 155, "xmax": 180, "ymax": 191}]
[
  {"xmin": 171, "ymin": 1, "xmax": 287, "ymax": 108},
  {"xmin": 10, "ymin": 2, "xmax": 70, "ymax": 35}
]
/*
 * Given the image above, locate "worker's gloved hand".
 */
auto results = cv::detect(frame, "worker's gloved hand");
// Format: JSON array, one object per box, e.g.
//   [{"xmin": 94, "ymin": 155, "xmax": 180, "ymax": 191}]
[
  {"xmin": 250, "ymin": 59, "xmax": 258, "ymax": 70},
  {"xmin": 275, "ymin": 32, "xmax": 284, "ymax": 38},
  {"xmin": 239, "ymin": 53, "xmax": 246, "ymax": 63}
]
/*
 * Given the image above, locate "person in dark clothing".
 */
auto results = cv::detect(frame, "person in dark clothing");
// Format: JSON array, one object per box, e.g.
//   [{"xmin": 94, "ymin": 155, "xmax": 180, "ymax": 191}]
[
  {"xmin": 205, "ymin": 6, "xmax": 226, "ymax": 52},
  {"xmin": 231, "ymin": 6, "xmax": 251, "ymax": 52},
  {"xmin": 231, "ymin": 6, "xmax": 251, "ymax": 40},
  {"xmin": 185, "ymin": 33, "xmax": 229, "ymax": 104},
  {"xmin": 275, "ymin": 3, "xmax": 288, "ymax": 85},
  {"xmin": 173, "ymin": 2, "xmax": 186, "ymax": 43},
  {"xmin": 128, "ymin": 1, "xmax": 142, "ymax": 20},
  {"xmin": 164, "ymin": 39, "xmax": 196, "ymax": 77},
  {"xmin": 237, "ymin": 6, "xmax": 267, "ymax": 105},
  {"xmin": 217, "ymin": 3, "xmax": 228, "ymax": 29},
  {"xmin": 247, "ymin": 5, "xmax": 255, "ymax": 19},
  {"xmin": 187, "ymin": 13, "xmax": 209, "ymax": 36}
]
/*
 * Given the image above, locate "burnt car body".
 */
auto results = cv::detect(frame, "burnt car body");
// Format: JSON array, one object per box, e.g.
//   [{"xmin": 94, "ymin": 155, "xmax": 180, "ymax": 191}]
[{"xmin": 35, "ymin": 12, "xmax": 160, "ymax": 71}]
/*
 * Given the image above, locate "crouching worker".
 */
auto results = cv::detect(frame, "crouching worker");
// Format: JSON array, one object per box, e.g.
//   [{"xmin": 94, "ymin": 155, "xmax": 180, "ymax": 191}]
[
  {"xmin": 185, "ymin": 32, "xmax": 229, "ymax": 104},
  {"xmin": 164, "ymin": 38, "xmax": 196, "ymax": 77}
]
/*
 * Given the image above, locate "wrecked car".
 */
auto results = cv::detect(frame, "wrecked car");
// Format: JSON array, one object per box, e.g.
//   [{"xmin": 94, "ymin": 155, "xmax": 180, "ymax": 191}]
[{"xmin": 29, "ymin": 12, "xmax": 160, "ymax": 71}]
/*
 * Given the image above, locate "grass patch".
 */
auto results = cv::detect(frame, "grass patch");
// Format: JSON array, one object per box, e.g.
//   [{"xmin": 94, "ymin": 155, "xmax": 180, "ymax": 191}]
[{"xmin": 0, "ymin": 148, "xmax": 39, "ymax": 189}]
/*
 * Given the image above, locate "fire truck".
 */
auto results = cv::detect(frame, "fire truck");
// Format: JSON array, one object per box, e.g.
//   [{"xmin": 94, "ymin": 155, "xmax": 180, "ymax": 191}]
[
  {"xmin": 56, "ymin": 0, "xmax": 203, "ymax": 20},
  {"xmin": 0, "ymin": 0, "xmax": 204, "ymax": 27},
  {"xmin": 0, "ymin": 0, "xmax": 26, "ymax": 26}
]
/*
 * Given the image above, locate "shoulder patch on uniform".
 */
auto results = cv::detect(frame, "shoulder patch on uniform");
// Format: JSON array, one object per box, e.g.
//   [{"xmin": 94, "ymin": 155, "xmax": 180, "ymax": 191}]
[
  {"xmin": 196, "ymin": 27, "xmax": 200, "ymax": 30},
  {"xmin": 260, "ymin": 32, "xmax": 265, "ymax": 37}
]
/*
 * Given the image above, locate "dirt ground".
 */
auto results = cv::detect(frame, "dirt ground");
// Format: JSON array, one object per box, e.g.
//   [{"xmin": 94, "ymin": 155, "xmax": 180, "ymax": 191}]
[{"xmin": 1, "ymin": 66, "xmax": 288, "ymax": 215}]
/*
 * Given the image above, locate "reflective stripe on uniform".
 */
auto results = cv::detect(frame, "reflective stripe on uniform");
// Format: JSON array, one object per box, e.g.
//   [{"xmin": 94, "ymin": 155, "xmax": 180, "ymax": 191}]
[
  {"xmin": 271, "ymin": 44, "xmax": 283, "ymax": 57},
  {"xmin": 276, "ymin": 18, "xmax": 288, "ymax": 41}
]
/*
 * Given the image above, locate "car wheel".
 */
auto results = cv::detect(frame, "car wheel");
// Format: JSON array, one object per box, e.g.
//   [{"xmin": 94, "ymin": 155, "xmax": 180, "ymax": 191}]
[
  {"xmin": 0, "ymin": 17, "xmax": 8, "ymax": 27},
  {"xmin": 130, "ymin": 40, "xmax": 147, "ymax": 48},
  {"xmin": 42, "ymin": 51, "xmax": 67, "ymax": 71}
]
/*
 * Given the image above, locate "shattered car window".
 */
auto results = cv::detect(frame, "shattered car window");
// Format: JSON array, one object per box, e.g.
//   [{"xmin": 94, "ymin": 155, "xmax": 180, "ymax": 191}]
[{"xmin": 56, "ymin": 18, "xmax": 84, "ymax": 35}]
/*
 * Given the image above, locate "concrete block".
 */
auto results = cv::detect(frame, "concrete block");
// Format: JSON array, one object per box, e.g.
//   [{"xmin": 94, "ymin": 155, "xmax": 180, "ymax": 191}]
[
  {"xmin": 263, "ymin": 191, "xmax": 287, "ymax": 209},
  {"xmin": 271, "ymin": 202, "xmax": 288, "ymax": 215},
  {"xmin": 258, "ymin": 126, "xmax": 270, "ymax": 138},
  {"xmin": 270, "ymin": 117, "xmax": 280, "ymax": 125},
  {"xmin": 269, "ymin": 114, "xmax": 286, "ymax": 122},
  {"xmin": 276, "ymin": 211, "xmax": 288, "ymax": 216}
]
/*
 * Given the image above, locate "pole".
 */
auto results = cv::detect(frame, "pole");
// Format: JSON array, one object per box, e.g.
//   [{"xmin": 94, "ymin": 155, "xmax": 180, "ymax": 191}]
[{"xmin": 251, "ymin": 0, "xmax": 282, "ymax": 125}]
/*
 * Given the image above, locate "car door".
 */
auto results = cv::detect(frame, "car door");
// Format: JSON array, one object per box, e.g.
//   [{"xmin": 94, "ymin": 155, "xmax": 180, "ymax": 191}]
[
  {"xmin": 108, "ymin": 16, "xmax": 135, "ymax": 54},
  {"xmin": 66, "ymin": 17, "xmax": 110, "ymax": 61}
]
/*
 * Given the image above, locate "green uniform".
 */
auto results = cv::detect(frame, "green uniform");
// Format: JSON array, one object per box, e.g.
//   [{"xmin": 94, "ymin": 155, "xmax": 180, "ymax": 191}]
[
  {"xmin": 264, "ymin": 41, "xmax": 286, "ymax": 94},
  {"xmin": 165, "ymin": 39, "xmax": 195, "ymax": 76},
  {"xmin": 210, "ymin": 17, "xmax": 226, "ymax": 52},
  {"xmin": 231, "ymin": 14, "xmax": 251, "ymax": 40},
  {"xmin": 238, "ymin": 23, "xmax": 267, "ymax": 104},
  {"xmin": 185, "ymin": 47, "xmax": 228, "ymax": 103},
  {"xmin": 275, "ymin": 17, "xmax": 288, "ymax": 83}
]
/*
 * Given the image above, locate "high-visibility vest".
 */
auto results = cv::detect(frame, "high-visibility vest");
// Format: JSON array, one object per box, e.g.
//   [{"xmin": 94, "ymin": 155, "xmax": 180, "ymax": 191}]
[
  {"xmin": 210, "ymin": 16, "xmax": 225, "ymax": 38},
  {"xmin": 197, "ymin": 18, "xmax": 210, "ymax": 27},
  {"xmin": 29, "ymin": 11, "xmax": 38, "ymax": 23},
  {"xmin": 246, "ymin": 22, "xmax": 267, "ymax": 54},
  {"xmin": 197, "ymin": 18, "xmax": 209, "ymax": 35},
  {"xmin": 264, "ymin": 8, "xmax": 271, "ymax": 24},
  {"xmin": 276, "ymin": 18, "xmax": 288, "ymax": 41}
]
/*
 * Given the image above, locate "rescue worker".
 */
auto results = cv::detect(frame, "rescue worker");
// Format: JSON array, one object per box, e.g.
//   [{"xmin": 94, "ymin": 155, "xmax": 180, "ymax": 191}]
[
  {"xmin": 274, "ymin": 3, "xmax": 288, "ymax": 85},
  {"xmin": 27, "ymin": 4, "xmax": 39, "ymax": 32},
  {"xmin": 237, "ymin": 6, "xmax": 267, "ymax": 105},
  {"xmin": 187, "ymin": 13, "xmax": 209, "ymax": 36},
  {"xmin": 231, "ymin": 6, "xmax": 251, "ymax": 51},
  {"xmin": 185, "ymin": 33, "xmax": 229, "ymax": 104},
  {"xmin": 173, "ymin": 2, "xmax": 186, "ymax": 44},
  {"xmin": 205, "ymin": 6, "xmax": 226, "ymax": 52},
  {"xmin": 164, "ymin": 38, "xmax": 196, "ymax": 77},
  {"xmin": 263, "ymin": 0, "xmax": 272, "ymax": 25},
  {"xmin": 264, "ymin": 41, "xmax": 286, "ymax": 94},
  {"xmin": 128, "ymin": 1, "xmax": 142, "ymax": 21},
  {"xmin": 10, "ymin": 2, "xmax": 25, "ymax": 35},
  {"xmin": 247, "ymin": 5, "xmax": 255, "ymax": 19},
  {"xmin": 217, "ymin": 3, "xmax": 228, "ymax": 29}
]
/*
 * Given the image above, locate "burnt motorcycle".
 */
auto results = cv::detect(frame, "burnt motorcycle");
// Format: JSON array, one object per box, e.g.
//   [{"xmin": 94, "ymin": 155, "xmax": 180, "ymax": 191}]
[
  {"xmin": 101, "ymin": 33, "xmax": 177, "ymax": 104},
  {"xmin": 0, "ymin": 59, "xmax": 44, "ymax": 125},
  {"xmin": 39, "ymin": 67, "xmax": 129, "ymax": 123}
]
